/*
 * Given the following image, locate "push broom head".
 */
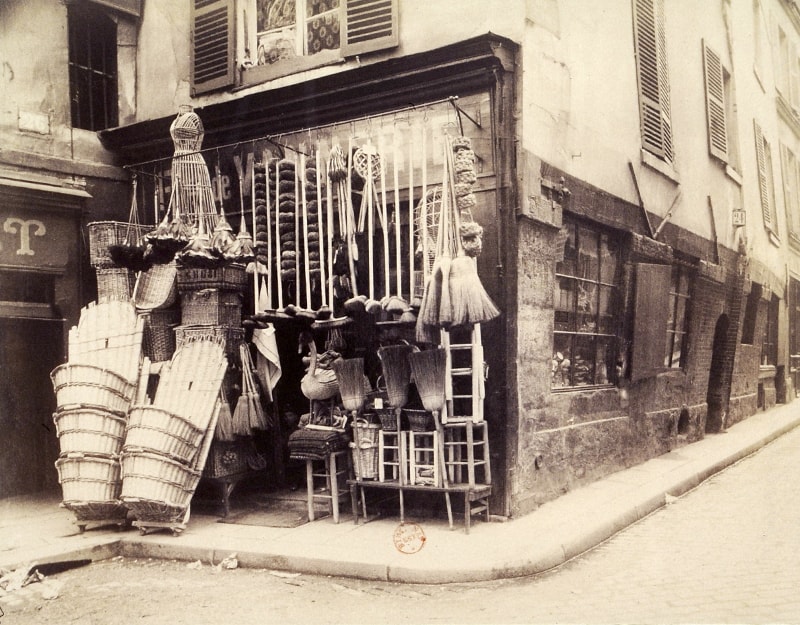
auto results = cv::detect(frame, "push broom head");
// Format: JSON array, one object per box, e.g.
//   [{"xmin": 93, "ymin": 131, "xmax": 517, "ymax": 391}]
[{"xmin": 409, "ymin": 347, "xmax": 447, "ymax": 413}]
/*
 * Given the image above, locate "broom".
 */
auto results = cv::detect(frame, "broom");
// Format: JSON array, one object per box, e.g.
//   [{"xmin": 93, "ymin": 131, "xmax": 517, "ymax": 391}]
[
  {"xmin": 332, "ymin": 357, "xmax": 367, "ymax": 419},
  {"xmin": 214, "ymin": 388, "xmax": 236, "ymax": 442},
  {"xmin": 408, "ymin": 347, "xmax": 449, "ymax": 488},
  {"xmin": 232, "ymin": 344, "xmax": 253, "ymax": 436}
]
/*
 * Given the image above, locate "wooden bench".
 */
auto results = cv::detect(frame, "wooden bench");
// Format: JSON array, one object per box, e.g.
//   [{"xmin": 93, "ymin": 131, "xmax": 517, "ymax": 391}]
[{"xmin": 347, "ymin": 479, "xmax": 491, "ymax": 534}]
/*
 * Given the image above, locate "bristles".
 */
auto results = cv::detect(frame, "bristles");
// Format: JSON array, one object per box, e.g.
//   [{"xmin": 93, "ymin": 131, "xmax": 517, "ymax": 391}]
[
  {"xmin": 332, "ymin": 358, "xmax": 367, "ymax": 411},
  {"xmin": 378, "ymin": 344, "xmax": 414, "ymax": 408},
  {"xmin": 409, "ymin": 348, "xmax": 447, "ymax": 413},
  {"xmin": 448, "ymin": 255, "xmax": 500, "ymax": 327}
]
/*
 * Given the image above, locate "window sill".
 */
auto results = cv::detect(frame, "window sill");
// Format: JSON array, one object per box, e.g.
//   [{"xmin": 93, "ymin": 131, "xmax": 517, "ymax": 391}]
[
  {"xmin": 759, "ymin": 364, "xmax": 776, "ymax": 380},
  {"xmin": 640, "ymin": 149, "xmax": 680, "ymax": 185},
  {"xmin": 551, "ymin": 384, "xmax": 616, "ymax": 393},
  {"xmin": 239, "ymin": 50, "xmax": 345, "ymax": 89}
]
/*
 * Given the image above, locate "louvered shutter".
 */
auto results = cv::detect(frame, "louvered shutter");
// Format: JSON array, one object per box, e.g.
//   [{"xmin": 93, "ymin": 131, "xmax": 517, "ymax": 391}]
[
  {"xmin": 631, "ymin": 263, "xmax": 671, "ymax": 382},
  {"xmin": 754, "ymin": 121, "xmax": 774, "ymax": 232},
  {"xmin": 191, "ymin": 0, "xmax": 235, "ymax": 96},
  {"xmin": 780, "ymin": 144, "xmax": 797, "ymax": 236},
  {"xmin": 341, "ymin": 0, "xmax": 398, "ymax": 57},
  {"xmin": 633, "ymin": 0, "xmax": 673, "ymax": 162},
  {"xmin": 703, "ymin": 42, "xmax": 727, "ymax": 162}
]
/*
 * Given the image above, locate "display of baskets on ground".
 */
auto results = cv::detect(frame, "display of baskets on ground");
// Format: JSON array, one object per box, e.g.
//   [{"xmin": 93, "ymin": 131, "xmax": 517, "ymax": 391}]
[
  {"xmin": 120, "ymin": 450, "xmax": 201, "ymax": 509},
  {"xmin": 180, "ymin": 289, "xmax": 242, "ymax": 326},
  {"xmin": 404, "ymin": 409, "xmax": 435, "ymax": 432},
  {"xmin": 54, "ymin": 406, "xmax": 128, "ymax": 456},
  {"xmin": 51, "ymin": 363, "xmax": 136, "ymax": 414},
  {"xmin": 176, "ymin": 264, "xmax": 247, "ymax": 292},
  {"xmin": 124, "ymin": 406, "xmax": 204, "ymax": 464},
  {"xmin": 88, "ymin": 221, "xmax": 150, "ymax": 268},
  {"xmin": 56, "ymin": 453, "xmax": 122, "ymax": 503},
  {"xmin": 140, "ymin": 307, "xmax": 179, "ymax": 362},
  {"xmin": 96, "ymin": 267, "xmax": 136, "ymax": 301}
]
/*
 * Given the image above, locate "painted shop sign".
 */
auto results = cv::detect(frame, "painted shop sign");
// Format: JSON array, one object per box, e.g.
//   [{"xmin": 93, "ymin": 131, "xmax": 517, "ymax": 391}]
[{"xmin": 0, "ymin": 208, "xmax": 74, "ymax": 269}]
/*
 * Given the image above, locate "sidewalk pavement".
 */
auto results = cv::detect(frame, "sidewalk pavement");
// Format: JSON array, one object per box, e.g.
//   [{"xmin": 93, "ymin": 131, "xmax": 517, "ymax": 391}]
[{"xmin": 3, "ymin": 399, "xmax": 800, "ymax": 584}]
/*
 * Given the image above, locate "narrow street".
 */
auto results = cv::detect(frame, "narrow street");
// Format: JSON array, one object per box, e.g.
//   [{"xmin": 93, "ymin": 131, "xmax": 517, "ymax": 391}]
[{"xmin": 3, "ymin": 421, "xmax": 800, "ymax": 625}]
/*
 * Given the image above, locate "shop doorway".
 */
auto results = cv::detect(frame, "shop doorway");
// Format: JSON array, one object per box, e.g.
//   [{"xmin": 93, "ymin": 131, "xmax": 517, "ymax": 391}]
[{"xmin": 706, "ymin": 314, "xmax": 730, "ymax": 433}]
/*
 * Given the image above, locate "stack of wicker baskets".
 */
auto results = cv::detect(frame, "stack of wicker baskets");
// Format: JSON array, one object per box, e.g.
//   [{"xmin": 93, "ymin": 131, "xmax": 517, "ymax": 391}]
[
  {"xmin": 51, "ymin": 300, "xmax": 144, "ymax": 530},
  {"xmin": 120, "ymin": 338, "xmax": 228, "ymax": 534},
  {"xmin": 175, "ymin": 264, "xmax": 247, "ymax": 359},
  {"xmin": 134, "ymin": 261, "xmax": 180, "ymax": 363},
  {"xmin": 88, "ymin": 221, "xmax": 149, "ymax": 301}
]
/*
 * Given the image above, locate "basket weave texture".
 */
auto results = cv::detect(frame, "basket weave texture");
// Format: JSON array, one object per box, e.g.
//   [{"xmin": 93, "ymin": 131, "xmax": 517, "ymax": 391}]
[
  {"xmin": 176, "ymin": 265, "xmax": 247, "ymax": 292},
  {"xmin": 180, "ymin": 289, "xmax": 242, "ymax": 326},
  {"xmin": 203, "ymin": 439, "xmax": 251, "ymax": 478},
  {"xmin": 376, "ymin": 407, "xmax": 400, "ymax": 430},
  {"xmin": 140, "ymin": 308, "xmax": 179, "ymax": 362},
  {"xmin": 51, "ymin": 363, "xmax": 136, "ymax": 415},
  {"xmin": 404, "ymin": 409, "xmax": 435, "ymax": 432},
  {"xmin": 96, "ymin": 267, "xmax": 136, "ymax": 301},
  {"xmin": 124, "ymin": 406, "xmax": 204, "ymax": 465},
  {"xmin": 54, "ymin": 407, "xmax": 127, "ymax": 456},
  {"xmin": 174, "ymin": 325, "xmax": 244, "ymax": 358},
  {"xmin": 56, "ymin": 454, "xmax": 121, "ymax": 503},
  {"xmin": 351, "ymin": 420, "xmax": 380, "ymax": 479},
  {"xmin": 120, "ymin": 450, "xmax": 200, "ymax": 509},
  {"xmin": 88, "ymin": 221, "xmax": 150, "ymax": 268}
]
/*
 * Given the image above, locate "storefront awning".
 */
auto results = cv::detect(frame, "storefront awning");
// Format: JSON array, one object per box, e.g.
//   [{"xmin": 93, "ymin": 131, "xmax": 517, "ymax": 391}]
[{"xmin": 98, "ymin": 33, "xmax": 517, "ymax": 163}]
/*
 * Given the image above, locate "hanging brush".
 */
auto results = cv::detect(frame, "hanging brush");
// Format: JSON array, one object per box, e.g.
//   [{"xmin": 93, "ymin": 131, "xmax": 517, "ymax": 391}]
[
  {"xmin": 332, "ymin": 357, "xmax": 368, "ymax": 422},
  {"xmin": 214, "ymin": 387, "xmax": 236, "ymax": 442}
]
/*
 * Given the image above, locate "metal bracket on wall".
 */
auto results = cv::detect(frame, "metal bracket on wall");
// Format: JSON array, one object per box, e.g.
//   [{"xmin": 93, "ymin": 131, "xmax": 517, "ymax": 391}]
[{"xmin": 628, "ymin": 161, "xmax": 654, "ymax": 238}]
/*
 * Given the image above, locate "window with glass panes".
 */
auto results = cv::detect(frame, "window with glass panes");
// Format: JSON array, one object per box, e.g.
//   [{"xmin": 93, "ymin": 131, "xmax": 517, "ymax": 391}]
[
  {"xmin": 761, "ymin": 295, "xmax": 778, "ymax": 366},
  {"xmin": 553, "ymin": 219, "xmax": 621, "ymax": 389},
  {"xmin": 665, "ymin": 264, "xmax": 692, "ymax": 368}
]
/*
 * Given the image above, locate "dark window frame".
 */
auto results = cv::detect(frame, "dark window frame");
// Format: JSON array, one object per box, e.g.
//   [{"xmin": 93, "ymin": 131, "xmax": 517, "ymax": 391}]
[
  {"xmin": 664, "ymin": 263, "xmax": 693, "ymax": 369},
  {"xmin": 68, "ymin": 2, "xmax": 119, "ymax": 131}
]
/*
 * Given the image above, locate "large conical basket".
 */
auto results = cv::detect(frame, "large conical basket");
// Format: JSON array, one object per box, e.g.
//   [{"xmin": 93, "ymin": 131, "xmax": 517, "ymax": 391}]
[
  {"xmin": 333, "ymin": 358, "xmax": 367, "ymax": 413},
  {"xmin": 409, "ymin": 348, "xmax": 447, "ymax": 414},
  {"xmin": 378, "ymin": 344, "xmax": 414, "ymax": 410}
]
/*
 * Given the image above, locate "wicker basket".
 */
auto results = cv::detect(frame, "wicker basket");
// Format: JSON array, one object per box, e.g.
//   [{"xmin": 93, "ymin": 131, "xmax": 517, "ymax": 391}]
[
  {"xmin": 56, "ymin": 454, "xmax": 121, "ymax": 502},
  {"xmin": 350, "ymin": 441, "xmax": 379, "ymax": 480},
  {"xmin": 120, "ymin": 450, "xmax": 200, "ymax": 508},
  {"xmin": 133, "ymin": 261, "xmax": 178, "ymax": 311},
  {"xmin": 176, "ymin": 264, "xmax": 247, "ymax": 292},
  {"xmin": 404, "ymin": 409, "xmax": 435, "ymax": 432},
  {"xmin": 51, "ymin": 363, "xmax": 136, "ymax": 398},
  {"xmin": 376, "ymin": 407, "xmax": 401, "ymax": 430},
  {"xmin": 174, "ymin": 325, "xmax": 244, "ymax": 358},
  {"xmin": 140, "ymin": 308, "xmax": 179, "ymax": 362},
  {"xmin": 124, "ymin": 406, "xmax": 204, "ymax": 464},
  {"xmin": 121, "ymin": 499, "xmax": 186, "ymax": 524},
  {"xmin": 96, "ymin": 267, "xmax": 136, "ymax": 301},
  {"xmin": 203, "ymin": 439, "xmax": 250, "ymax": 478},
  {"xmin": 61, "ymin": 500, "xmax": 128, "ymax": 522},
  {"xmin": 51, "ymin": 364, "xmax": 136, "ymax": 414},
  {"xmin": 88, "ymin": 221, "xmax": 150, "ymax": 268},
  {"xmin": 54, "ymin": 407, "xmax": 128, "ymax": 456},
  {"xmin": 180, "ymin": 289, "xmax": 242, "ymax": 326}
]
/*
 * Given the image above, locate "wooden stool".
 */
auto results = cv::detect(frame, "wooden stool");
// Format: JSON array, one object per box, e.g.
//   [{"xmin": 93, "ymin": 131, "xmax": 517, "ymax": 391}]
[{"xmin": 305, "ymin": 449, "xmax": 350, "ymax": 523}]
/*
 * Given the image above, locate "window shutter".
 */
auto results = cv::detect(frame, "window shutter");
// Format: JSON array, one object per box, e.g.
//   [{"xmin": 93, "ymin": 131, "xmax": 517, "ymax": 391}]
[
  {"xmin": 341, "ymin": 0, "xmax": 398, "ymax": 57},
  {"xmin": 780, "ymin": 144, "xmax": 796, "ymax": 236},
  {"xmin": 633, "ymin": 0, "xmax": 673, "ymax": 162},
  {"xmin": 703, "ymin": 42, "xmax": 728, "ymax": 162},
  {"xmin": 754, "ymin": 121, "xmax": 773, "ymax": 232},
  {"xmin": 191, "ymin": 0, "xmax": 235, "ymax": 96},
  {"xmin": 791, "ymin": 42, "xmax": 800, "ymax": 111},
  {"xmin": 631, "ymin": 263, "xmax": 671, "ymax": 382}
]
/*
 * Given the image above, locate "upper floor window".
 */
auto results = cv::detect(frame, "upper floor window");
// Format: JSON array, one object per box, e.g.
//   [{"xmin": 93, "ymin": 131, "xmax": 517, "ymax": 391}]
[
  {"xmin": 632, "ymin": 0, "xmax": 674, "ymax": 163},
  {"xmin": 754, "ymin": 121, "xmax": 779, "ymax": 242},
  {"xmin": 68, "ymin": 2, "xmax": 119, "ymax": 131},
  {"xmin": 780, "ymin": 142, "xmax": 800, "ymax": 247},
  {"xmin": 703, "ymin": 42, "xmax": 739, "ymax": 169},
  {"xmin": 192, "ymin": 0, "xmax": 399, "ymax": 95}
]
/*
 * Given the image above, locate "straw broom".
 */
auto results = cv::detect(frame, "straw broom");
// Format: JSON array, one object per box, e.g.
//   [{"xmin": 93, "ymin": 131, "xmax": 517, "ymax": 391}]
[
  {"xmin": 444, "ymin": 144, "xmax": 500, "ymax": 327},
  {"xmin": 408, "ymin": 347, "xmax": 449, "ymax": 488},
  {"xmin": 215, "ymin": 388, "xmax": 236, "ymax": 441},
  {"xmin": 332, "ymin": 358, "xmax": 367, "ymax": 419}
]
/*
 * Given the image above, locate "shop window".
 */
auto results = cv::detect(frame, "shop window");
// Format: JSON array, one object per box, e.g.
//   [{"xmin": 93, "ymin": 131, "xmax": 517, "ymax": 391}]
[
  {"xmin": 703, "ymin": 41, "xmax": 739, "ymax": 169},
  {"xmin": 754, "ymin": 121, "xmax": 779, "ymax": 241},
  {"xmin": 0, "ymin": 270, "xmax": 57, "ymax": 318},
  {"xmin": 553, "ymin": 219, "xmax": 621, "ymax": 389},
  {"xmin": 68, "ymin": 2, "xmax": 119, "ymax": 131},
  {"xmin": 761, "ymin": 295, "xmax": 779, "ymax": 366},
  {"xmin": 664, "ymin": 264, "xmax": 692, "ymax": 369},
  {"xmin": 741, "ymin": 283, "xmax": 762, "ymax": 345},
  {"xmin": 632, "ymin": 0, "xmax": 674, "ymax": 163}
]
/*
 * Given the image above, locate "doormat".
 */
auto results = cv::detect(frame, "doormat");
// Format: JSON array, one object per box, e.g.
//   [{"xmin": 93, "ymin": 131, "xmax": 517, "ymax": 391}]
[{"xmin": 217, "ymin": 508, "xmax": 313, "ymax": 528}]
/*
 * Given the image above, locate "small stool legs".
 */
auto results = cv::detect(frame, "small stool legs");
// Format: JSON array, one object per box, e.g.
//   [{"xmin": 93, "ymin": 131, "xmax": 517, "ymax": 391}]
[{"xmin": 305, "ymin": 450, "xmax": 350, "ymax": 523}]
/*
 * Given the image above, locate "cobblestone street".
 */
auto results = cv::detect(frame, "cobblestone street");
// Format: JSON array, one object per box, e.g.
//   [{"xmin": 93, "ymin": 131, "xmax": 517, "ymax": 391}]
[{"xmin": 5, "ymin": 421, "xmax": 800, "ymax": 625}]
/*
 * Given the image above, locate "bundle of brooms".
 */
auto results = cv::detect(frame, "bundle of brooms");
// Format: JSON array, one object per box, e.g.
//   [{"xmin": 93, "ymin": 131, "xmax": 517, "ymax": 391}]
[{"xmin": 415, "ymin": 139, "xmax": 499, "ymax": 343}]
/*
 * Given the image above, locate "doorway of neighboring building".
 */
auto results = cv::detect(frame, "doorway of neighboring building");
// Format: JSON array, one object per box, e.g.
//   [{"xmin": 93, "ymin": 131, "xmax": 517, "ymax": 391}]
[{"xmin": 706, "ymin": 314, "xmax": 730, "ymax": 433}]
